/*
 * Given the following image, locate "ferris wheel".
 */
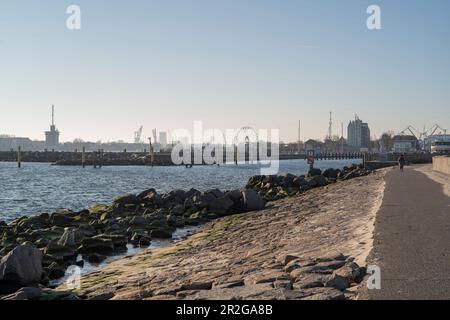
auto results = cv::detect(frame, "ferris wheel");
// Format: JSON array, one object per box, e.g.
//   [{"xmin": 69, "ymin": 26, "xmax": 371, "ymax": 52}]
[{"xmin": 233, "ymin": 126, "xmax": 259, "ymax": 144}]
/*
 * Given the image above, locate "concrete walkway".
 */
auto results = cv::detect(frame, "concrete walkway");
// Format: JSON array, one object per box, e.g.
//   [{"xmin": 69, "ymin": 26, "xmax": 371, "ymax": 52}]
[{"xmin": 364, "ymin": 166, "xmax": 450, "ymax": 299}]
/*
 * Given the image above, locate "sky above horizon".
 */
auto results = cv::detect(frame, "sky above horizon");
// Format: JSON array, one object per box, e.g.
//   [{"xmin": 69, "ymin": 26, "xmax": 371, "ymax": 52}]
[{"xmin": 1, "ymin": 0, "xmax": 449, "ymax": 143}]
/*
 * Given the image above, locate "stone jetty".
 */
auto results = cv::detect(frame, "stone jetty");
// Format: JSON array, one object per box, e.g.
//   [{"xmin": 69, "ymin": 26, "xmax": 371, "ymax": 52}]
[{"xmin": 0, "ymin": 164, "xmax": 375, "ymax": 300}]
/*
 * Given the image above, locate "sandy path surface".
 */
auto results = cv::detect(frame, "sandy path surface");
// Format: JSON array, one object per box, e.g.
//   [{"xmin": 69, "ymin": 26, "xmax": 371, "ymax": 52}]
[
  {"xmin": 63, "ymin": 169, "xmax": 387, "ymax": 300},
  {"xmin": 415, "ymin": 164, "xmax": 450, "ymax": 198}
]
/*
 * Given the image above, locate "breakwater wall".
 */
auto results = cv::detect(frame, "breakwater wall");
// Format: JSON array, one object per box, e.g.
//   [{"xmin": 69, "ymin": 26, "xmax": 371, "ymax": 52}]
[
  {"xmin": 433, "ymin": 156, "xmax": 450, "ymax": 175},
  {"xmin": 0, "ymin": 150, "xmax": 432, "ymax": 166}
]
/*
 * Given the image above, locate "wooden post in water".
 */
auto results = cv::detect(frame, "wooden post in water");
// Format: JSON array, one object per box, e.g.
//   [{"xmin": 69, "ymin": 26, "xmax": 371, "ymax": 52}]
[
  {"xmin": 93, "ymin": 150, "xmax": 97, "ymax": 169},
  {"xmin": 99, "ymin": 149, "xmax": 103, "ymax": 168},
  {"xmin": 17, "ymin": 145, "xmax": 21, "ymax": 168},
  {"xmin": 82, "ymin": 146, "xmax": 86, "ymax": 168},
  {"xmin": 148, "ymin": 138, "xmax": 155, "ymax": 167}
]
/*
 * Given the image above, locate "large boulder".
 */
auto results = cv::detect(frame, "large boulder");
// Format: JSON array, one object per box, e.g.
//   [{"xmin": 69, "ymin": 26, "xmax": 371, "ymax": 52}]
[
  {"xmin": 50, "ymin": 211, "xmax": 82, "ymax": 228},
  {"xmin": 113, "ymin": 194, "xmax": 139, "ymax": 208},
  {"xmin": 43, "ymin": 241, "xmax": 77, "ymax": 259},
  {"xmin": 308, "ymin": 168, "xmax": 322, "ymax": 177},
  {"xmin": 242, "ymin": 190, "xmax": 266, "ymax": 211},
  {"xmin": 172, "ymin": 189, "xmax": 187, "ymax": 202},
  {"xmin": 78, "ymin": 237, "xmax": 114, "ymax": 254},
  {"xmin": 129, "ymin": 216, "xmax": 148, "ymax": 227},
  {"xmin": 310, "ymin": 175, "xmax": 328, "ymax": 187},
  {"xmin": 150, "ymin": 229, "xmax": 173, "ymax": 239},
  {"xmin": 75, "ymin": 224, "xmax": 97, "ymax": 238},
  {"xmin": 324, "ymin": 273, "xmax": 350, "ymax": 291},
  {"xmin": 193, "ymin": 193, "xmax": 217, "ymax": 210},
  {"xmin": 322, "ymin": 168, "xmax": 339, "ymax": 179},
  {"xmin": 95, "ymin": 234, "xmax": 127, "ymax": 248},
  {"xmin": 206, "ymin": 189, "xmax": 224, "ymax": 199},
  {"xmin": 209, "ymin": 196, "xmax": 235, "ymax": 216},
  {"xmin": 170, "ymin": 204, "xmax": 185, "ymax": 216},
  {"xmin": 0, "ymin": 245, "xmax": 43, "ymax": 292},
  {"xmin": 137, "ymin": 188, "xmax": 157, "ymax": 201},
  {"xmin": 246, "ymin": 175, "xmax": 264, "ymax": 188},
  {"xmin": 185, "ymin": 188, "xmax": 201, "ymax": 199},
  {"xmin": 57, "ymin": 228, "xmax": 77, "ymax": 248},
  {"xmin": 16, "ymin": 215, "xmax": 49, "ymax": 230},
  {"xmin": 0, "ymin": 287, "xmax": 43, "ymax": 300},
  {"xmin": 282, "ymin": 174, "xmax": 295, "ymax": 188}
]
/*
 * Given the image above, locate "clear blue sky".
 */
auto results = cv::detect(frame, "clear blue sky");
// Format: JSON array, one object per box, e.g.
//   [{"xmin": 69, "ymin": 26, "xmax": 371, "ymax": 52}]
[{"xmin": 1, "ymin": 0, "xmax": 449, "ymax": 142}]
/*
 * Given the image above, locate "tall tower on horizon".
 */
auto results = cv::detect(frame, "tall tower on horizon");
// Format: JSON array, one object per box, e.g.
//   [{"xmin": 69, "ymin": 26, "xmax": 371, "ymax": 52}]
[
  {"xmin": 326, "ymin": 111, "xmax": 333, "ymax": 140},
  {"xmin": 45, "ymin": 105, "xmax": 60, "ymax": 148}
]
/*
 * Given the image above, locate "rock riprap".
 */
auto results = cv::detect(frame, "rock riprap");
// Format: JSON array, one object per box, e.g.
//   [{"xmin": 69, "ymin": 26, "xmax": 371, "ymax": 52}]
[
  {"xmin": 0, "ymin": 186, "xmax": 266, "ymax": 292},
  {"xmin": 0, "ymin": 164, "xmax": 374, "ymax": 298},
  {"xmin": 246, "ymin": 164, "xmax": 373, "ymax": 201}
]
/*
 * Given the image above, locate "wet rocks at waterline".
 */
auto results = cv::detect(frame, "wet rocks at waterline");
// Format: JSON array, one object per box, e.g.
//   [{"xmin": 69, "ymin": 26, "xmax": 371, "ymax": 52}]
[
  {"xmin": 0, "ymin": 186, "xmax": 267, "ymax": 293},
  {"xmin": 246, "ymin": 164, "xmax": 373, "ymax": 201}
]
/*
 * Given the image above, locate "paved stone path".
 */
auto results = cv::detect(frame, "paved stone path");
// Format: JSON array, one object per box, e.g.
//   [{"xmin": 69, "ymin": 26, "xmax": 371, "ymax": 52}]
[{"xmin": 364, "ymin": 166, "xmax": 450, "ymax": 299}]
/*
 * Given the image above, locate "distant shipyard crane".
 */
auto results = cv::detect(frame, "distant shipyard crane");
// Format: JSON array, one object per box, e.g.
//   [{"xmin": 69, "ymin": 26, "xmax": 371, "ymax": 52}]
[
  {"xmin": 400, "ymin": 124, "xmax": 447, "ymax": 141},
  {"xmin": 399, "ymin": 125, "xmax": 422, "ymax": 140},
  {"xmin": 426, "ymin": 124, "xmax": 447, "ymax": 136},
  {"xmin": 134, "ymin": 126, "xmax": 143, "ymax": 144},
  {"xmin": 399, "ymin": 124, "xmax": 448, "ymax": 151}
]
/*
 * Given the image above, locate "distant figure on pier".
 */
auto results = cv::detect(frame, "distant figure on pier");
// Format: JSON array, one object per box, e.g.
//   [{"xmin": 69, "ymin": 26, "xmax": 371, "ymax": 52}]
[{"xmin": 398, "ymin": 154, "xmax": 406, "ymax": 172}]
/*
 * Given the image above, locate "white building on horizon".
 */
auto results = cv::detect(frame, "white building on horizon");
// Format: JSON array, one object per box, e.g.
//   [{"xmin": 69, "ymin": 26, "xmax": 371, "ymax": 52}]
[{"xmin": 347, "ymin": 115, "xmax": 370, "ymax": 151}]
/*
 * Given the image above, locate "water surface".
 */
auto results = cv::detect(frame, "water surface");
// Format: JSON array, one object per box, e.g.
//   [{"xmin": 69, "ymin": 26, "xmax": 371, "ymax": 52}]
[{"xmin": 0, "ymin": 159, "xmax": 361, "ymax": 222}]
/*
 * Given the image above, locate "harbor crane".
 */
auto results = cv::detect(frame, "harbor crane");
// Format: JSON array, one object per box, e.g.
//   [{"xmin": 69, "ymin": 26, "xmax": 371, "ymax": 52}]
[
  {"xmin": 400, "ymin": 124, "xmax": 447, "ymax": 141},
  {"xmin": 399, "ymin": 124, "xmax": 448, "ymax": 151},
  {"xmin": 134, "ymin": 126, "xmax": 143, "ymax": 144}
]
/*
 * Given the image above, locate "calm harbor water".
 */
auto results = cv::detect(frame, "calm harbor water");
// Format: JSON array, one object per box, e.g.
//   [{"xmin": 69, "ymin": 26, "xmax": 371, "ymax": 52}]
[{"xmin": 0, "ymin": 159, "xmax": 361, "ymax": 222}]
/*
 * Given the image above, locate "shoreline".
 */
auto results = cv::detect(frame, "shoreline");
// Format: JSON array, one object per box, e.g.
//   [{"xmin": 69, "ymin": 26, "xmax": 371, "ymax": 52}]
[{"xmin": 1, "ymin": 164, "xmax": 376, "ymax": 300}]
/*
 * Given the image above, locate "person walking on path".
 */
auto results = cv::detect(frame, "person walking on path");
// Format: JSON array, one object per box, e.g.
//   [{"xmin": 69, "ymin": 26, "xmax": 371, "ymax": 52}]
[{"xmin": 398, "ymin": 153, "xmax": 406, "ymax": 172}]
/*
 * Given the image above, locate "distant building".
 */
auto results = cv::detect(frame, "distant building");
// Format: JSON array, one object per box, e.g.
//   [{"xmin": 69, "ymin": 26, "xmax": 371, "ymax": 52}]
[
  {"xmin": 45, "ymin": 105, "xmax": 60, "ymax": 148},
  {"xmin": 392, "ymin": 135, "xmax": 419, "ymax": 153},
  {"xmin": 279, "ymin": 142, "xmax": 304, "ymax": 155},
  {"xmin": 424, "ymin": 134, "xmax": 450, "ymax": 152},
  {"xmin": 347, "ymin": 115, "xmax": 370, "ymax": 151},
  {"xmin": 304, "ymin": 139, "xmax": 324, "ymax": 154},
  {"xmin": 159, "ymin": 132, "xmax": 168, "ymax": 150},
  {"xmin": 0, "ymin": 136, "xmax": 34, "ymax": 151}
]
